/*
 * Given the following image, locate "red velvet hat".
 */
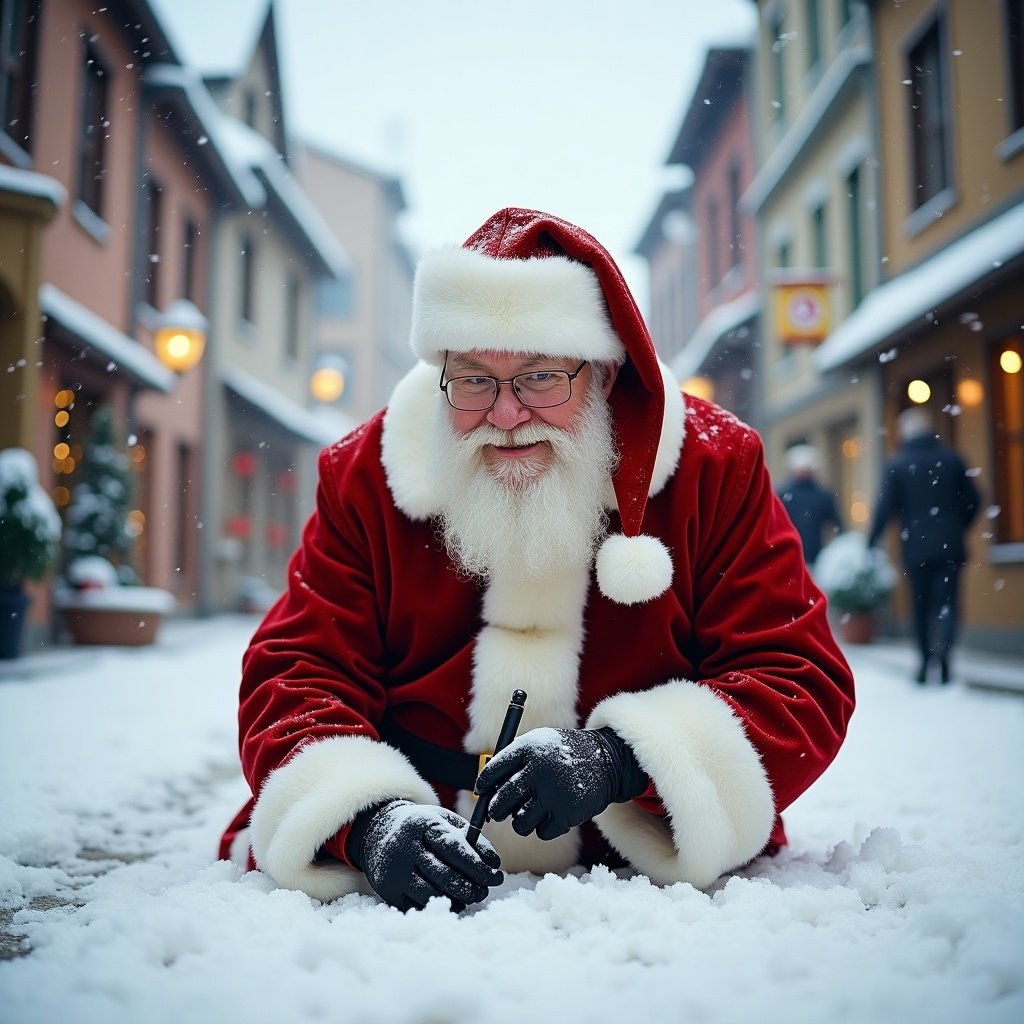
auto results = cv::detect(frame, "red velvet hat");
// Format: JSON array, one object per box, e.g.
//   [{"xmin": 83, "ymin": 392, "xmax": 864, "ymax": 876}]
[{"xmin": 410, "ymin": 207, "xmax": 672, "ymax": 604}]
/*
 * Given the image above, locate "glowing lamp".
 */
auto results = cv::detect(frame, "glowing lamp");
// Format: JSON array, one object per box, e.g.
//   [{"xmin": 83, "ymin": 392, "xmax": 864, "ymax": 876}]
[
  {"xmin": 154, "ymin": 299, "xmax": 207, "ymax": 374},
  {"xmin": 311, "ymin": 353, "xmax": 349, "ymax": 403}
]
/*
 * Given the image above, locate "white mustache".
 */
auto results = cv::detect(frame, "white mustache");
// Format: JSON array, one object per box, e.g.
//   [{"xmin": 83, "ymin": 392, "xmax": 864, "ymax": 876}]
[{"xmin": 467, "ymin": 422, "xmax": 563, "ymax": 449}]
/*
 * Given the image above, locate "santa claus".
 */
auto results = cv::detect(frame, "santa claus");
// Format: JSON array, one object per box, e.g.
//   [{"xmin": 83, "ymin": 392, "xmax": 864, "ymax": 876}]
[{"xmin": 221, "ymin": 207, "xmax": 854, "ymax": 911}]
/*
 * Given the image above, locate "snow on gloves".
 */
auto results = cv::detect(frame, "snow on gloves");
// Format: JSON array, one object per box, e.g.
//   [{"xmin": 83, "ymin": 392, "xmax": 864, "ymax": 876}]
[
  {"xmin": 474, "ymin": 727, "xmax": 648, "ymax": 841},
  {"xmin": 346, "ymin": 800, "xmax": 503, "ymax": 912}
]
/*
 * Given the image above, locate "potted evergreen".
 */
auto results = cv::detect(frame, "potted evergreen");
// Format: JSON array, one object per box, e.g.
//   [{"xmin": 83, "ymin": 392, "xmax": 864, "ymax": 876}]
[
  {"xmin": 0, "ymin": 448, "xmax": 62, "ymax": 658},
  {"xmin": 54, "ymin": 406, "xmax": 175, "ymax": 646},
  {"xmin": 813, "ymin": 532, "xmax": 897, "ymax": 644}
]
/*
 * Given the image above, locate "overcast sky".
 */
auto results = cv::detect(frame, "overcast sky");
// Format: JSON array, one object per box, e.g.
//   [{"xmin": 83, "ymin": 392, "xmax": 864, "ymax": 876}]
[{"xmin": 150, "ymin": 0, "xmax": 757, "ymax": 299}]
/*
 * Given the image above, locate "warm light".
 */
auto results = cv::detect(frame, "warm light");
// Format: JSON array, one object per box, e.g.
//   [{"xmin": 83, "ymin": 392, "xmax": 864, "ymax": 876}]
[
  {"xmin": 850, "ymin": 500, "xmax": 869, "ymax": 523},
  {"xmin": 55, "ymin": 410, "xmax": 70, "ymax": 427},
  {"xmin": 127, "ymin": 509, "xmax": 146, "ymax": 537},
  {"xmin": 131, "ymin": 445, "xmax": 146, "ymax": 465},
  {"xmin": 907, "ymin": 379, "xmax": 931, "ymax": 403},
  {"xmin": 153, "ymin": 298, "xmax": 207, "ymax": 374},
  {"xmin": 681, "ymin": 376, "xmax": 715, "ymax": 402},
  {"xmin": 310, "ymin": 365, "xmax": 346, "ymax": 403},
  {"xmin": 956, "ymin": 378, "xmax": 984, "ymax": 407},
  {"xmin": 53, "ymin": 486, "xmax": 70, "ymax": 507},
  {"xmin": 841, "ymin": 437, "xmax": 863, "ymax": 458},
  {"xmin": 54, "ymin": 389, "xmax": 74, "ymax": 409},
  {"xmin": 1000, "ymin": 349, "xmax": 1023, "ymax": 374},
  {"xmin": 53, "ymin": 442, "xmax": 70, "ymax": 460}
]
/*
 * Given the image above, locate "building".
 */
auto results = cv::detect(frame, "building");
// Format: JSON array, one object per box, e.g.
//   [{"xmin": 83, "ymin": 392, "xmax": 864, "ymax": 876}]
[
  {"xmin": 747, "ymin": 0, "xmax": 882, "ymax": 529},
  {"xmin": 813, "ymin": 0, "xmax": 1024, "ymax": 653},
  {"xmin": 663, "ymin": 45, "xmax": 761, "ymax": 428},
  {"xmin": 294, "ymin": 143, "xmax": 415, "ymax": 424}
]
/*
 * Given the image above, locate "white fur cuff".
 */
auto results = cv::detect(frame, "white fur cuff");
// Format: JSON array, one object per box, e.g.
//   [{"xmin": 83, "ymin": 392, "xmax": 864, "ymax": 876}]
[
  {"xmin": 249, "ymin": 735, "xmax": 438, "ymax": 902},
  {"xmin": 586, "ymin": 680, "xmax": 775, "ymax": 889}
]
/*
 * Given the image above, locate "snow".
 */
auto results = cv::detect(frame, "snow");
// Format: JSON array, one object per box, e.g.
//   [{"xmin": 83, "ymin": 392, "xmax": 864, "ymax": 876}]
[
  {"xmin": 0, "ymin": 163, "xmax": 65, "ymax": 208},
  {"xmin": 222, "ymin": 365, "xmax": 356, "ymax": 447},
  {"xmin": 1, "ymin": 615, "xmax": 1022, "ymax": 1023},
  {"xmin": 38, "ymin": 285, "xmax": 175, "ymax": 394},
  {"xmin": 669, "ymin": 290, "xmax": 760, "ymax": 381},
  {"xmin": 813, "ymin": 200, "xmax": 1024, "ymax": 372},
  {"xmin": 0, "ymin": 448, "xmax": 61, "ymax": 544}
]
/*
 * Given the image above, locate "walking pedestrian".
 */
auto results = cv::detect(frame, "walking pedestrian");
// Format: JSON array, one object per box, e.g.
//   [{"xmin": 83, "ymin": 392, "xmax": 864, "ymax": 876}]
[
  {"xmin": 868, "ymin": 407, "xmax": 981, "ymax": 684},
  {"xmin": 776, "ymin": 444, "xmax": 843, "ymax": 565},
  {"xmin": 221, "ymin": 207, "xmax": 855, "ymax": 912}
]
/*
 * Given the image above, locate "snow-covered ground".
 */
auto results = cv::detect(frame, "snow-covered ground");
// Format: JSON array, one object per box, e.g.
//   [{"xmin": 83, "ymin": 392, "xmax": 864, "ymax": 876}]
[{"xmin": 1, "ymin": 615, "xmax": 1021, "ymax": 1024}]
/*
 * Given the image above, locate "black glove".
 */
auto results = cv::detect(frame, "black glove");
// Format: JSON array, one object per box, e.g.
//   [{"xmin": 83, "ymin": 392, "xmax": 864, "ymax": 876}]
[
  {"xmin": 474, "ymin": 727, "xmax": 648, "ymax": 842},
  {"xmin": 346, "ymin": 800, "xmax": 503, "ymax": 912}
]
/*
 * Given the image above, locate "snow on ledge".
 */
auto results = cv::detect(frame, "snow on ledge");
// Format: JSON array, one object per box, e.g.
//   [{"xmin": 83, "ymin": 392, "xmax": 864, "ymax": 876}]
[
  {"xmin": 670, "ymin": 290, "xmax": 760, "ymax": 381},
  {"xmin": 0, "ymin": 164, "xmax": 66, "ymax": 208},
  {"xmin": 814, "ymin": 201, "xmax": 1024, "ymax": 373},
  {"xmin": 54, "ymin": 586, "xmax": 177, "ymax": 614}
]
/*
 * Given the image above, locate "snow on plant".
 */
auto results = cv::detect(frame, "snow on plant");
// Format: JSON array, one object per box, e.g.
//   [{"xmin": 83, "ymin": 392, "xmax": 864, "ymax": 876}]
[
  {"xmin": 813, "ymin": 531, "xmax": 898, "ymax": 613},
  {"xmin": 0, "ymin": 447, "xmax": 62, "ymax": 586}
]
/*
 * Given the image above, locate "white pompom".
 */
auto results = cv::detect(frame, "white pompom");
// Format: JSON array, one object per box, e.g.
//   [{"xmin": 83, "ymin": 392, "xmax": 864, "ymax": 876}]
[{"xmin": 595, "ymin": 534, "xmax": 673, "ymax": 605}]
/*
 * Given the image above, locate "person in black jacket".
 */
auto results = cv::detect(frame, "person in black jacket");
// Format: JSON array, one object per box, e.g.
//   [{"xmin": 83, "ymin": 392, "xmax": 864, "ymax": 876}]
[
  {"xmin": 868, "ymin": 408, "xmax": 981, "ymax": 684},
  {"xmin": 777, "ymin": 444, "xmax": 843, "ymax": 565}
]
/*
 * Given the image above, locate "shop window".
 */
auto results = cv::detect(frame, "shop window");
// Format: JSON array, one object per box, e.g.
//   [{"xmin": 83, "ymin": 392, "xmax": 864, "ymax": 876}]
[
  {"xmin": 77, "ymin": 40, "xmax": 110, "ymax": 218},
  {"xmin": 0, "ymin": 0, "xmax": 42, "ymax": 157},
  {"xmin": 991, "ymin": 336, "xmax": 1024, "ymax": 543}
]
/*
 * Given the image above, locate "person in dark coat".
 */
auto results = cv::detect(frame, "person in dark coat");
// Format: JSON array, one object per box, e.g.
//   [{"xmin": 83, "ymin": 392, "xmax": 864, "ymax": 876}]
[
  {"xmin": 868, "ymin": 408, "xmax": 981, "ymax": 684},
  {"xmin": 776, "ymin": 444, "xmax": 843, "ymax": 565}
]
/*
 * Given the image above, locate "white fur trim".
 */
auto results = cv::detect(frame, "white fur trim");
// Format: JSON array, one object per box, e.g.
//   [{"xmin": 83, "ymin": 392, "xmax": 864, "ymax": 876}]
[
  {"xmin": 410, "ymin": 247, "xmax": 625, "ymax": 366},
  {"xmin": 380, "ymin": 361, "xmax": 440, "ymax": 521},
  {"xmin": 249, "ymin": 735, "xmax": 437, "ymax": 902},
  {"xmin": 595, "ymin": 534, "xmax": 673, "ymax": 605},
  {"xmin": 650, "ymin": 362, "xmax": 686, "ymax": 497},
  {"xmin": 585, "ymin": 681, "xmax": 775, "ymax": 890}
]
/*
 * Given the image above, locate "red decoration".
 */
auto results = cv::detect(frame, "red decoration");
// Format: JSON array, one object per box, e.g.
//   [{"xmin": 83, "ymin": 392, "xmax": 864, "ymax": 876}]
[
  {"xmin": 225, "ymin": 514, "xmax": 252, "ymax": 540},
  {"xmin": 233, "ymin": 452, "xmax": 257, "ymax": 477},
  {"xmin": 266, "ymin": 522, "xmax": 289, "ymax": 548}
]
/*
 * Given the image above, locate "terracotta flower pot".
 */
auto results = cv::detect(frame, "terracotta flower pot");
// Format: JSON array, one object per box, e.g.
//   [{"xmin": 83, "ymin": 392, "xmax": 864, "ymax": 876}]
[
  {"xmin": 55, "ymin": 586, "xmax": 175, "ymax": 647},
  {"xmin": 838, "ymin": 610, "xmax": 876, "ymax": 644}
]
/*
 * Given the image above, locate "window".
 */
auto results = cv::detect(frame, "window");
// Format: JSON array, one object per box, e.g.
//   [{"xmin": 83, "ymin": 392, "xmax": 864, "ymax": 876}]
[
  {"xmin": 805, "ymin": 0, "xmax": 821, "ymax": 72},
  {"xmin": 0, "ymin": 0, "xmax": 41, "ymax": 156},
  {"xmin": 144, "ymin": 178, "xmax": 162, "ymax": 309},
  {"xmin": 182, "ymin": 217, "xmax": 198, "ymax": 303},
  {"xmin": 284, "ymin": 275, "xmax": 300, "ymax": 362},
  {"xmin": 847, "ymin": 164, "xmax": 865, "ymax": 307},
  {"xmin": 77, "ymin": 41, "xmax": 110, "ymax": 218},
  {"xmin": 770, "ymin": 11, "xmax": 787, "ymax": 124},
  {"xmin": 812, "ymin": 201, "xmax": 828, "ymax": 269},
  {"xmin": 991, "ymin": 336, "xmax": 1024, "ymax": 543},
  {"xmin": 839, "ymin": 0, "xmax": 853, "ymax": 28},
  {"xmin": 314, "ymin": 276, "xmax": 355, "ymax": 319},
  {"xmin": 776, "ymin": 240, "xmax": 791, "ymax": 270},
  {"xmin": 239, "ymin": 233, "xmax": 255, "ymax": 324},
  {"xmin": 174, "ymin": 442, "xmax": 194, "ymax": 586},
  {"xmin": 706, "ymin": 195, "xmax": 720, "ymax": 288},
  {"xmin": 728, "ymin": 159, "xmax": 743, "ymax": 271},
  {"xmin": 907, "ymin": 17, "xmax": 951, "ymax": 208},
  {"xmin": 1007, "ymin": 0, "xmax": 1024, "ymax": 133}
]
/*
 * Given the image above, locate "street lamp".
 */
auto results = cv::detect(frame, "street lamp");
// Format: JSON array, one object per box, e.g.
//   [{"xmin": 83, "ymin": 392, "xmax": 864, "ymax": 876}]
[
  {"xmin": 310, "ymin": 352, "xmax": 348, "ymax": 403},
  {"xmin": 154, "ymin": 298, "xmax": 207, "ymax": 374}
]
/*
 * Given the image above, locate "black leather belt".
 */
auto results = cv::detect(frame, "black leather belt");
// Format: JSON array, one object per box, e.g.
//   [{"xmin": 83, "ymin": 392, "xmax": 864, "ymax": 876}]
[{"xmin": 380, "ymin": 720, "xmax": 490, "ymax": 792}]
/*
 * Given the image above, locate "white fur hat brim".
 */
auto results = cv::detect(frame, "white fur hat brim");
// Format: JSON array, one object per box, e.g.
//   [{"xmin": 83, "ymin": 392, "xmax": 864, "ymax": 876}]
[{"xmin": 410, "ymin": 246, "xmax": 626, "ymax": 367}]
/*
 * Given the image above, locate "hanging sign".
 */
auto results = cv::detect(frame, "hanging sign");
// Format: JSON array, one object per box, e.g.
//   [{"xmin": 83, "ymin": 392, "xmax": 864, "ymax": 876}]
[{"xmin": 772, "ymin": 272, "xmax": 834, "ymax": 345}]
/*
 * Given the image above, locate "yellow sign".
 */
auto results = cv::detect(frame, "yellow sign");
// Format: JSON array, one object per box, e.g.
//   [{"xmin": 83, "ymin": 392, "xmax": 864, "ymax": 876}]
[{"xmin": 775, "ymin": 281, "xmax": 830, "ymax": 344}]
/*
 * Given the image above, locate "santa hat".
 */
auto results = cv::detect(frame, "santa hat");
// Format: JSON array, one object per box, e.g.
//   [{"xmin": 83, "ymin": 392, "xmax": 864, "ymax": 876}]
[{"xmin": 410, "ymin": 207, "xmax": 672, "ymax": 605}]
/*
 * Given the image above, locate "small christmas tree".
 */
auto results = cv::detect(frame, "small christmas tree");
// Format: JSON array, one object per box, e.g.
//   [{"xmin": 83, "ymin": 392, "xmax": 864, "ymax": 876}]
[{"xmin": 64, "ymin": 405, "xmax": 137, "ymax": 582}]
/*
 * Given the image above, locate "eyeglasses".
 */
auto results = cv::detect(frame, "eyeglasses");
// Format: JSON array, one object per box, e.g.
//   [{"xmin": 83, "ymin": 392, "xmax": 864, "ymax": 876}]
[{"xmin": 439, "ymin": 357, "xmax": 588, "ymax": 412}]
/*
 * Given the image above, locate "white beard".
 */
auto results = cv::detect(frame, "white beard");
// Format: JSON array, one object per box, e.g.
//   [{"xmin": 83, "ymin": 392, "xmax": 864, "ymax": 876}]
[{"xmin": 427, "ymin": 389, "xmax": 619, "ymax": 584}]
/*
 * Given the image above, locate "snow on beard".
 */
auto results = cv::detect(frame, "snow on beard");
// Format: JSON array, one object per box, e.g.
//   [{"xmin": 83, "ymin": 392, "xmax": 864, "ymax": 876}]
[{"xmin": 427, "ymin": 385, "xmax": 619, "ymax": 585}]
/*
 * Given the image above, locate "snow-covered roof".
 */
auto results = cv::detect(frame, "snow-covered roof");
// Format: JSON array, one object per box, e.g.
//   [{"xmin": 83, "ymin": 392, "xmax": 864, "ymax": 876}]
[
  {"xmin": 219, "ymin": 118, "xmax": 353, "ymax": 281},
  {"xmin": 39, "ymin": 284, "xmax": 175, "ymax": 393},
  {"xmin": 669, "ymin": 290, "xmax": 761, "ymax": 381},
  {"xmin": 814, "ymin": 200, "xmax": 1024, "ymax": 373},
  {"xmin": 222, "ymin": 366, "xmax": 356, "ymax": 448},
  {"xmin": 743, "ymin": 46, "xmax": 872, "ymax": 214},
  {"xmin": 0, "ymin": 163, "xmax": 66, "ymax": 208},
  {"xmin": 141, "ymin": 64, "xmax": 266, "ymax": 208}
]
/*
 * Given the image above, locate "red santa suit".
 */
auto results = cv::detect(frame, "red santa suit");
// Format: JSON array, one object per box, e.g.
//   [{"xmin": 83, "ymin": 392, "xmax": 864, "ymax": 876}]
[{"xmin": 221, "ymin": 208, "xmax": 854, "ymax": 904}]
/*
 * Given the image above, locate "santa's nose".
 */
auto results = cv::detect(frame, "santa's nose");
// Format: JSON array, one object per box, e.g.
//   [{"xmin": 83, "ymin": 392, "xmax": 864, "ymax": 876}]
[{"xmin": 486, "ymin": 382, "xmax": 533, "ymax": 430}]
